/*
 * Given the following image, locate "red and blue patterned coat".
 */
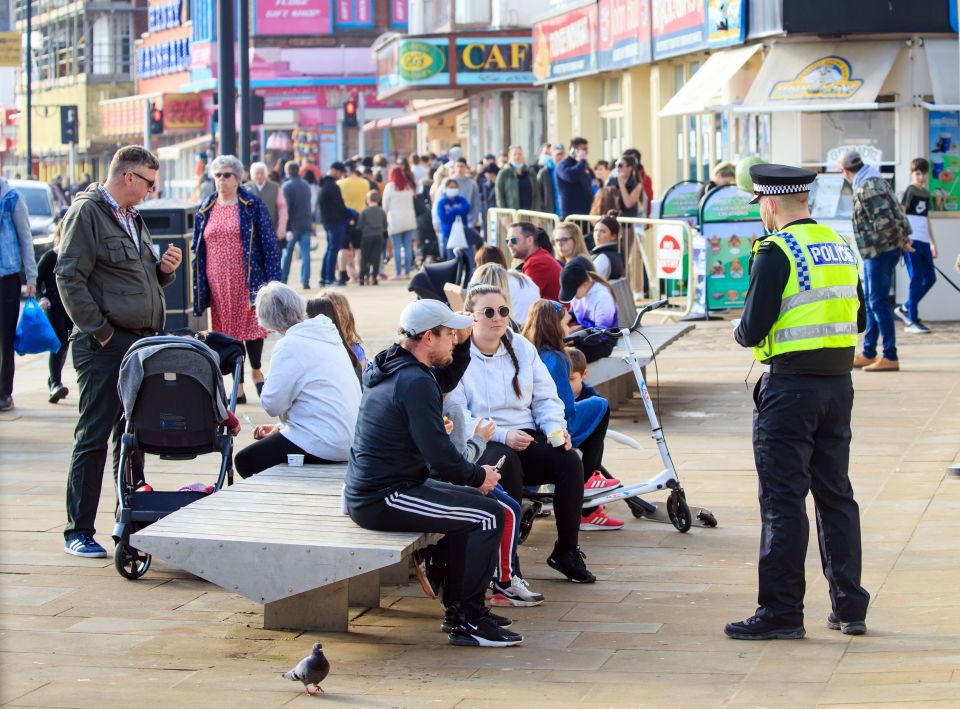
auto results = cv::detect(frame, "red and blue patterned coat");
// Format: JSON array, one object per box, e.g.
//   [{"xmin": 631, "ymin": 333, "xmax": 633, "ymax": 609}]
[{"xmin": 192, "ymin": 186, "xmax": 282, "ymax": 316}]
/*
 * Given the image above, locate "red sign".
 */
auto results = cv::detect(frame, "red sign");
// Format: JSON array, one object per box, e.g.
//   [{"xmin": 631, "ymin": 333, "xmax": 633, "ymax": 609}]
[
  {"xmin": 336, "ymin": 0, "xmax": 373, "ymax": 26},
  {"xmin": 391, "ymin": 0, "xmax": 407, "ymax": 25},
  {"xmin": 254, "ymin": 0, "xmax": 332, "ymax": 36},
  {"xmin": 164, "ymin": 93, "xmax": 206, "ymax": 131},
  {"xmin": 652, "ymin": 0, "xmax": 705, "ymax": 59},
  {"xmin": 598, "ymin": 0, "xmax": 651, "ymax": 69},
  {"xmin": 657, "ymin": 233, "xmax": 683, "ymax": 278},
  {"xmin": 532, "ymin": 4, "xmax": 598, "ymax": 82}
]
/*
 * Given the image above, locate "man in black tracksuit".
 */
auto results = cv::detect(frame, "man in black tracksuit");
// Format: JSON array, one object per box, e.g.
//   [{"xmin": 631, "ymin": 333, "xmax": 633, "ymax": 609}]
[{"xmin": 345, "ymin": 299, "xmax": 521, "ymax": 647}]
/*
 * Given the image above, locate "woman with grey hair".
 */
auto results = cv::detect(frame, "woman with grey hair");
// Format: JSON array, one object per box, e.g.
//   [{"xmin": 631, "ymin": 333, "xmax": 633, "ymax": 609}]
[
  {"xmin": 192, "ymin": 154, "xmax": 281, "ymax": 404},
  {"xmin": 233, "ymin": 282, "xmax": 362, "ymax": 477}
]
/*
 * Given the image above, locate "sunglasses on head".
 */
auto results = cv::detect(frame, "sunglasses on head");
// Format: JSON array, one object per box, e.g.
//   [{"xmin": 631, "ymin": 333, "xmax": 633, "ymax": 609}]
[{"xmin": 476, "ymin": 306, "xmax": 511, "ymax": 319}]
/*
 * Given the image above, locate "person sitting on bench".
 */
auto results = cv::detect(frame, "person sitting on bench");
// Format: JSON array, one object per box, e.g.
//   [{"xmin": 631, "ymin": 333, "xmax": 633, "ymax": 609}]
[{"xmin": 344, "ymin": 299, "xmax": 522, "ymax": 648}]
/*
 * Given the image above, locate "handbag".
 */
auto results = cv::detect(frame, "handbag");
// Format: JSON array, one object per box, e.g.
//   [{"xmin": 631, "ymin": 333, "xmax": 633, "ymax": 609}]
[
  {"xmin": 13, "ymin": 296, "xmax": 61, "ymax": 355},
  {"xmin": 446, "ymin": 216, "xmax": 468, "ymax": 251}
]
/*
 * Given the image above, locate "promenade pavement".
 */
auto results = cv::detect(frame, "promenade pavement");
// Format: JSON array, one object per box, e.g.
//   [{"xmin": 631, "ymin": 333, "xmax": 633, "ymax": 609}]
[{"xmin": 2, "ymin": 271, "xmax": 959, "ymax": 708}]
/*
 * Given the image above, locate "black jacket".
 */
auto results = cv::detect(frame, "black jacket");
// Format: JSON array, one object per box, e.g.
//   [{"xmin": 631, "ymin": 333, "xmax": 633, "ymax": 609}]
[
  {"xmin": 345, "ymin": 339, "xmax": 481, "ymax": 509},
  {"xmin": 318, "ymin": 175, "xmax": 348, "ymax": 226},
  {"xmin": 590, "ymin": 242, "xmax": 624, "ymax": 280}
]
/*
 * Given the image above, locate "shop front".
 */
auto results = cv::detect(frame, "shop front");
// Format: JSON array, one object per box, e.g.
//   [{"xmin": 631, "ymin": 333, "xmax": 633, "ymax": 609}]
[{"xmin": 375, "ymin": 31, "xmax": 541, "ymax": 160}]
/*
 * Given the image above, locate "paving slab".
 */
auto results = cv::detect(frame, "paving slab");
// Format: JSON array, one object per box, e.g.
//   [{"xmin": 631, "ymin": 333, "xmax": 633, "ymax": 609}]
[{"xmin": 1, "ymin": 269, "xmax": 958, "ymax": 707}]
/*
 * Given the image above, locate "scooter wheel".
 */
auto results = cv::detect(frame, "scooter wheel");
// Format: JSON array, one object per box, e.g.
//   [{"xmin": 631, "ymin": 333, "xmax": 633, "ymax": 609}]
[
  {"xmin": 667, "ymin": 491, "xmax": 692, "ymax": 533},
  {"xmin": 697, "ymin": 510, "xmax": 718, "ymax": 528},
  {"xmin": 518, "ymin": 502, "xmax": 537, "ymax": 545},
  {"xmin": 114, "ymin": 542, "xmax": 151, "ymax": 579}
]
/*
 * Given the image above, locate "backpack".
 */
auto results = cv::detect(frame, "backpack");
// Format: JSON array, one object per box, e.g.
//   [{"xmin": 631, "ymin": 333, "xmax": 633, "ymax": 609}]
[{"xmin": 0, "ymin": 190, "xmax": 22, "ymax": 277}]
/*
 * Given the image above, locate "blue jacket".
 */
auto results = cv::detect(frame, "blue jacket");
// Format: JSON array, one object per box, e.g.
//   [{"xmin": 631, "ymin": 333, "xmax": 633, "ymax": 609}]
[
  {"xmin": 192, "ymin": 186, "xmax": 282, "ymax": 316},
  {"xmin": 556, "ymin": 156, "xmax": 594, "ymax": 219},
  {"xmin": 539, "ymin": 348, "xmax": 608, "ymax": 449},
  {"xmin": 436, "ymin": 195, "xmax": 470, "ymax": 239}
]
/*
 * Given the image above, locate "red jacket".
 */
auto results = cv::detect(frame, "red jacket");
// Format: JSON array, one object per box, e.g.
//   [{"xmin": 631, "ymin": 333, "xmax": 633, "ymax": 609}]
[{"xmin": 520, "ymin": 247, "xmax": 562, "ymax": 301}]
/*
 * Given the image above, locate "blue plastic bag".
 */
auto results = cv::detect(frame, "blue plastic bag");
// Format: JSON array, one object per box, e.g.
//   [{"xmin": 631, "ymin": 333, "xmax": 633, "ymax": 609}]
[{"xmin": 13, "ymin": 296, "xmax": 61, "ymax": 355}]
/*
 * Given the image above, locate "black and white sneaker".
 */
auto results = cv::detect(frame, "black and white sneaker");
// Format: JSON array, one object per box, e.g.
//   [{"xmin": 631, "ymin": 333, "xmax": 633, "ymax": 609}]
[
  {"xmin": 491, "ymin": 575, "xmax": 545, "ymax": 606},
  {"xmin": 448, "ymin": 615, "xmax": 523, "ymax": 647},
  {"xmin": 893, "ymin": 304, "xmax": 911, "ymax": 324},
  {"xmin": 442, "ymin": 607, "xmax": 511, "ymax": 633}
]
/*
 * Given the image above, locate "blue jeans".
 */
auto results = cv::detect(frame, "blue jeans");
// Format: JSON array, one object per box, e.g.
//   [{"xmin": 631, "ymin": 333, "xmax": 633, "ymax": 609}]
[
  {"xmin": 392, "ymin": 229, "xmax": 415, "ymax": 276},
  {"xmin": 281, "ymin": 231, "xmax": 312, "ymax": 286},
  {"xmin": 321, "ymin": 222, "xmax": 345, "ymax": 285},
  {"xmin": 862, "ymin": 248, "xmax": 900, "ymax": 361},
  {"xmin": 902, "ymin": 240, "xmax": 936, "ymax": 323}
]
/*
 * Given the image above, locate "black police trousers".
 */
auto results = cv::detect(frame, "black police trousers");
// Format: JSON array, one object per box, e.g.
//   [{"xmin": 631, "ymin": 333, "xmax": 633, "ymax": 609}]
[{"xmin": 752, "ymin": 372, "xmax": 870, "ymax": 626}]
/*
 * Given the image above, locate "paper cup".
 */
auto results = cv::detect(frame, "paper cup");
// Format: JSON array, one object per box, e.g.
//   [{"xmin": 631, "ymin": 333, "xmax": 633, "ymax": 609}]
[
  {"xmin": 548, "ymin": 430, "xmax": 565, "ymax": 447},
  {"xmin": 287, "ymin": 453, "xmax": 305, "ymax": 467}
]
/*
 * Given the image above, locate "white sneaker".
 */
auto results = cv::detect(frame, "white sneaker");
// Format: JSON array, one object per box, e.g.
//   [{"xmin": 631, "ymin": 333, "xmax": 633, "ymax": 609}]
[
  {"xmin": 904, "ymin": 321, "xmax": 932, "ymax": 334},
  {"xmin": 491, "ymin": 575, "xmax": 545, "ymax": 607},
  {"xmin": 893, "ymin": 305, "xmax": 911, "ymax": 324}
]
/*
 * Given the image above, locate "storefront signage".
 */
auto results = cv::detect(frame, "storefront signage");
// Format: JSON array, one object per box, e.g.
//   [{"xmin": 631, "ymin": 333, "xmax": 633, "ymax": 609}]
[
  {"xmin": 390, "ymin": 0, "xmax": 407, "ymax": 27},
  {"xmin": 824, "ymin": 144, "xmax": 882, "ymax": 169},
  {"xmin": 707, "ymin": 0, "xmax": 745, "ymax": 48},
  {"xmin": 163, "ymin": 93, "xmax": 206, "ymax": 131},
  {"xmin": 699, "ymin": 185, "xmax": 762, "ymax": 311},
  {"xmin": 652, "ymin": 0, "xmax": 705, "ymax": 60},
  {"xmin": 377, "ymin": 37, "xmax": 450, "ymax": 97},
  {"xmin": 597, "ymin": 0, "xmax": 651, "ymax": 71},
  {"xmin": 455, "ymin": 37, "xmax": 533, "ymax": 85},
  {"xmin": 335, "ymin": 0, "xmax": 373, "ymax": 27},
  {"xmin": 659, "ymin": 180, "xmax": 702, "ymax": 224},
  {"xmin": 148, "ymin": 1, "xmax": 182, "ymax": 33},
  {"xmin": 253, "ymin": 0, "xmax": 332, "ymax": 36},
  {"xmin": 532, "ymin": 4, "xmax": 598, "ymax": 82},
  {"xmin": 0, "ymin": 33, "xmax": 19, "ymax": 68},
  {"xmin": 137, "ymin": 39, "xmax": 191, "ymax": 78},
  {"xmin": 929, "ymin": 110, "xmax": 960, "ymax": 212},
  {"xmin": 769, "ymin": 56, "xmax": 863, "ymax": 101}
]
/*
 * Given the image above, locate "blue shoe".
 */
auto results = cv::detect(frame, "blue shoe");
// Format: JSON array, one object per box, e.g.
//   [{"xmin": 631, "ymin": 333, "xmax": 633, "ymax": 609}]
[{"xmin": 64, "ymin": 534, "xmax": 107, "ymax": 558}]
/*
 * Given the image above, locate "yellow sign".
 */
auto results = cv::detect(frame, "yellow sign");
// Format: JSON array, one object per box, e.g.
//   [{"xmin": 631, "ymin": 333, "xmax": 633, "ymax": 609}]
[
  {"xmin": 0, "ymin": 33, "xmax": 21, "ymax": 68},
  {"xmin": 769, "ymin": 56, "xmax": 863, "ymax": 101}
]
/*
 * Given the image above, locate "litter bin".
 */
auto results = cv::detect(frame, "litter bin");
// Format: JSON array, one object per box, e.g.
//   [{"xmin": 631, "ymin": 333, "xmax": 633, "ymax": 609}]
[{"xmin": 138, "ymin": 199, "xmax": 206, "ymax": 332}]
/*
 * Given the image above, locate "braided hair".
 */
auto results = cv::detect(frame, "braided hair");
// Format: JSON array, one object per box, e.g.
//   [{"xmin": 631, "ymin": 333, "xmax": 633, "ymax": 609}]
[{"xmin": 465, "ymin": 284, "xmax": 522, "ymax": 399}]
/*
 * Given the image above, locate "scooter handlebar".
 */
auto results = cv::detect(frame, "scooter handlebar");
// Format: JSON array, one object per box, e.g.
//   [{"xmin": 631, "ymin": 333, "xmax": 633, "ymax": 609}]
[{"xmin": 562, "ymin": 299, "xmax": 669, "ymax": 346}]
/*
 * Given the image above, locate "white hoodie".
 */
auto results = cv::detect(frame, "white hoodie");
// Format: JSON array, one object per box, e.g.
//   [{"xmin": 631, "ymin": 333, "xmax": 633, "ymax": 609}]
[
  {"xmin": 260, "ymin": 314, "xmax": 361, "ymax": 460},
  {"xmin": 447, "ymin": 330, "xmax": 567, "ymax": 445}
]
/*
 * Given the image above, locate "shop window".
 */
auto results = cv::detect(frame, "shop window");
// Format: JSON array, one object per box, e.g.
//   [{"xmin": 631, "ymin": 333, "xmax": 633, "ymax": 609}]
[
  {"xmin": 421, "ymin": 0, "xmax": 451, "ymax": 31},
  {"xmin": 800, "ymin": 110, "xmax": 896, "ymax": 170},
  {"xmin": 454, "ymin": 0, "xmax": 491, "ymax": 26},
  {"xmin": 599, "ymin": 77, "xmax": 623, "ymax": 160}
]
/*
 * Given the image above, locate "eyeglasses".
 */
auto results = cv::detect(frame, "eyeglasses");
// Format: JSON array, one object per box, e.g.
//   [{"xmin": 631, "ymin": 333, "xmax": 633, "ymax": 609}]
[
  {"xmin": 476, "ymin": 306, "xmax": 511, "ymax": 319},
  {"xmin": 554, "ymin": 236, "xmax": 572, "ymax": 245},
  {"xmin": 127, "ymin": 171, "xmax": 156, "ymax": 190},
  {"xmin": 214, "ymin": 172, "xmax": 236, "ymax": 179}
]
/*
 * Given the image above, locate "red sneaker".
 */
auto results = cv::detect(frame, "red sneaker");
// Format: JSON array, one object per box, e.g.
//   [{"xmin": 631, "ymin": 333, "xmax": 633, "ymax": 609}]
[
  {"xmin": 580, "ymin": 506, "xmax": 625, "ymax": 531},
  {"xmin": 584, "ymin": 471, "xmax": 621, "ymax": 497},
  {"xmin": 134, "ymin": 484, "xmax": 154, "ymax": 493}
]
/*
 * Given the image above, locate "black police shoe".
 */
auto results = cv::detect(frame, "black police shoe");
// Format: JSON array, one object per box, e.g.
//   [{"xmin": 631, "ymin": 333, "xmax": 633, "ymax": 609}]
[
  {"xmin": 827, "ymin": 612, "xmax": 867, "ymax": 635},
  {"xmin": 547, "ymin": 545, "xmax": 596, "ymax": 583},
  {"xmin": 724, "ymin": 614, "xmax": 805, "ymax": 640}
]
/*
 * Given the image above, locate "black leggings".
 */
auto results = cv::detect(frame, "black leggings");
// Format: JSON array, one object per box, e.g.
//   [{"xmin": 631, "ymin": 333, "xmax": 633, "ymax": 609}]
[
  {"xmin": 478, "ymin": 430, "xmax": 584, "ymax": 552},
  {"xmin": 578, "ymin": 406, "xmax": 610, "ymax": 516},
  {"xmin": 47, "ymin": 306, "xmax": 73, "ymax": 387},
  {"xmin": 234, "ymin": 432, "xmax": 339, "ymax": 478},
  {"xmin": 239, "ymin": 338, "xmax": 264, "ymax": 383}
]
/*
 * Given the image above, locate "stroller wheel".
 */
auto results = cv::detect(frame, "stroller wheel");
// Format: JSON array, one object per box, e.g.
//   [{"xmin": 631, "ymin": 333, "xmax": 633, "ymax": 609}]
[
  {"xmin": 667, "ymin": 490, "xmax": 692, "ymax": 533},
  {"xmin": 114, "ymin": 541, "xmax": 152, "ymax": 579},
  {"xmin": 518, "ymin": 501, "xmax": 538, "ymax": 545}
]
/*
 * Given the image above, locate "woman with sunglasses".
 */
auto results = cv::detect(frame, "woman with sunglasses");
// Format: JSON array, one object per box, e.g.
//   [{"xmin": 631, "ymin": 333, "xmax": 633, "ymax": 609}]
[
  {"xmin": 193, "ymin": 154, "xmax": 282, "ymax": 403},
  {"xmin": 521, "ymin": 300, "xmax": 623, "ymax": 531},
  {"xmin": 448, "ymin": 285, "xmax": 596, "ymax": 583},
  {"xmin": 614, "ymin": 156, "xmax": 645, "ymax": 218}
]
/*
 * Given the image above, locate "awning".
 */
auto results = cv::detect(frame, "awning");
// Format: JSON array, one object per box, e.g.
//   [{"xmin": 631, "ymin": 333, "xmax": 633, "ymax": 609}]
[
  {"xmin": 157, "ymin": 134, "xmax": 211, "ymax": 161},
  {"xmin": 659, "ymin": 44, "xmax": 761, "ymax": 117},
  {"xmin": 363, "ymin": 99, "xmax": 468, "ymax": 132},
  {"xmin": 920, "ymin": 39, "xmax": 960, "ymax": 111},
  {"xmin": 736, "ymin": 41, "xmax": 902, "ymax": 113}
]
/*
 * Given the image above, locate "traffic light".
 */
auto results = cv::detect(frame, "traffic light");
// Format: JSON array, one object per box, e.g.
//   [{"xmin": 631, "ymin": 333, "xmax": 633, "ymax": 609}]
[
  {"xmin": 343, "ymin": 100, "xmax": 358, "ymax": 128},
  {"xmin": 150, "ymin": 105, "xmax": 164, "ymax": 135},
  {"xmin": 60, "ymin": 105, "xmax": 78, "ymax": 144}
]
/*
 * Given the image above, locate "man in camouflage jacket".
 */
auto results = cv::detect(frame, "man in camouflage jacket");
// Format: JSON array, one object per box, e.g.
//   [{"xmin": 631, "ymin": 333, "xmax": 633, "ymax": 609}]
[{"xmin": 840, "ymin": 151, "xmax": 912, "ymax": 372}]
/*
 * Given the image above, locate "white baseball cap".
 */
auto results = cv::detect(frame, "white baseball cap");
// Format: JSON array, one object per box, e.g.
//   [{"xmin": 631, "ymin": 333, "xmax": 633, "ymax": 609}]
[{"xmin": 399, "ymin": 300, "xmax": 473, "ymax": 337}]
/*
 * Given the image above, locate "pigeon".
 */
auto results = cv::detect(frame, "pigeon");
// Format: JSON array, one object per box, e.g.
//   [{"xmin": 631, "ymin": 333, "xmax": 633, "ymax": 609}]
[{"xmin": 282, "ymin": 641, "xmax": 330, "ymax": 696}]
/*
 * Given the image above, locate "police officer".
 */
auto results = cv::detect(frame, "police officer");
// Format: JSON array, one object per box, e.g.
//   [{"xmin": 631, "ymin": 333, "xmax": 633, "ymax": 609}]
[{"xmin": 725, "ymin": 164, "xmax": 871, "ymax": 640}]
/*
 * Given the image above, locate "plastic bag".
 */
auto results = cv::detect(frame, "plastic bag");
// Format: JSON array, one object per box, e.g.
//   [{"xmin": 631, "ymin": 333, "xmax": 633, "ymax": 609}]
[
  {"xmin": 13, "ymin": 296, "xmax": 61, "ymax": 356},
  {"xmin": 446, "ymin": 217, "xmax": 468, "ymax": 251}
]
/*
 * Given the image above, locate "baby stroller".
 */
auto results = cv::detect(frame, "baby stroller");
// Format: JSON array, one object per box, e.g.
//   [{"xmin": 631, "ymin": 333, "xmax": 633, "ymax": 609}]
[
  {"xmin": 112, "ymin": 335, "xmax": 243, "ymax": 579},
  {"xmin": 408, "ymin": 248, "xmax": 474, "ymax": 304}
]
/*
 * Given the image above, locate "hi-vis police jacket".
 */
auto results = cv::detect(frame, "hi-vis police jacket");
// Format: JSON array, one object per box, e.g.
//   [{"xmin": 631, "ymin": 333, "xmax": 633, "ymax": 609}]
[{"xmin": 748, "ymin": 223, "xmax": 860, "ymax": 363}]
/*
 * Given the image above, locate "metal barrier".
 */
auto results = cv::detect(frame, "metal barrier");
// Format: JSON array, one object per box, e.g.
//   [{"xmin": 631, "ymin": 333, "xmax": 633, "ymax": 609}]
[{"xmin": 516, "ymin": 210, "xmax": 561, "ymax": 242}]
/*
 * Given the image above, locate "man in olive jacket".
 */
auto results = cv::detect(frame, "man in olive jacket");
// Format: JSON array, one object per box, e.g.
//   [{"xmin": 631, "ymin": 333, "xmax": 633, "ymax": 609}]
[{"xmin": 55, "ymin": 146, "xmax": 182, "ymax": 558}]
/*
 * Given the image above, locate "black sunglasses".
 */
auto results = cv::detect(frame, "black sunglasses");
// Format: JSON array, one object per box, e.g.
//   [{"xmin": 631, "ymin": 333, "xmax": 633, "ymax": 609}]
[
  {"xmin": 214, "ymin": 172, "xmax": 236, "ymax": 179},
  {"xmin": 127, "ymin": 171, "xmax": 156, "ymax": 190},
  {"xmin": 476, "ymin": 306, "xmax": 510, "ymax": 319}
]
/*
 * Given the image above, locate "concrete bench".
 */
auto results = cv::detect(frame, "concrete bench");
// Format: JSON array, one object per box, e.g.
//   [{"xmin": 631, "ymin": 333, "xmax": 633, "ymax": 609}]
[
  {"xmin": 130, "ymin": 463, "xmax": 438, "ymax": 631},
  {"xmin": 582, "ymin": 278, "xmax": 694, "ymax": 408}
]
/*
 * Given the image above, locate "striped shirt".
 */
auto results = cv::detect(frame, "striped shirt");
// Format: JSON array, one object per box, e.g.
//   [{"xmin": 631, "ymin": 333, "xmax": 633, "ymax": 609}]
[{"xmin": 97, "ymin": 184, "xmax": 139, "ymax": 249}]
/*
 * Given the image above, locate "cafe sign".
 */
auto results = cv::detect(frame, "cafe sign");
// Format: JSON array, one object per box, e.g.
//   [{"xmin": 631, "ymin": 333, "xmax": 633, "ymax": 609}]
[{"xmin": 455, "ymin": 37, "xmax": 533, "ymax": 85}]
